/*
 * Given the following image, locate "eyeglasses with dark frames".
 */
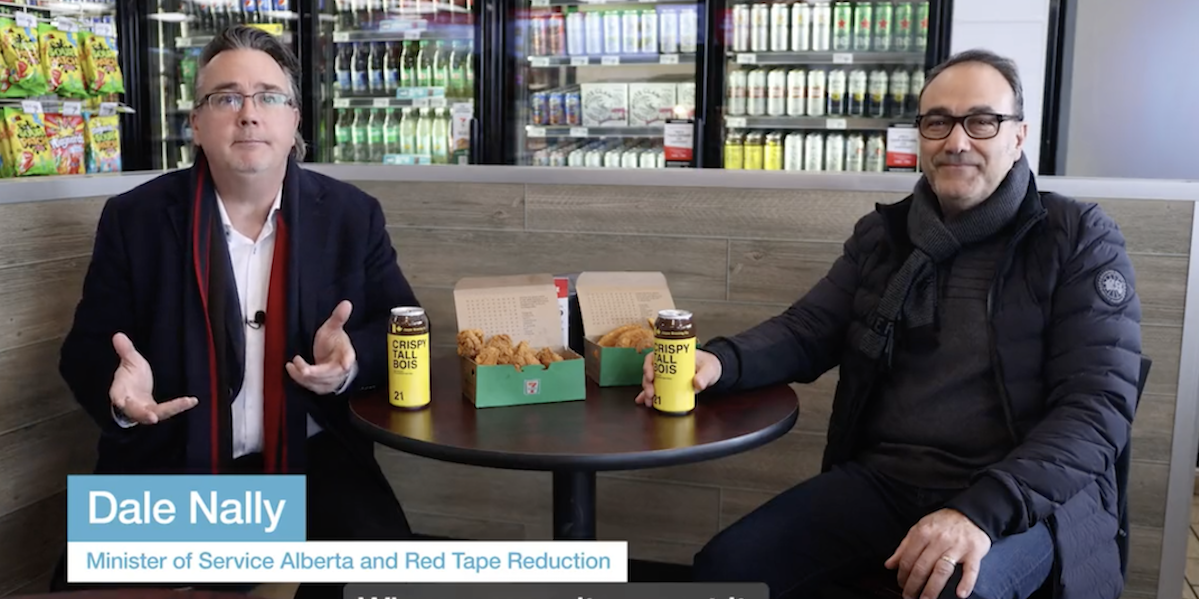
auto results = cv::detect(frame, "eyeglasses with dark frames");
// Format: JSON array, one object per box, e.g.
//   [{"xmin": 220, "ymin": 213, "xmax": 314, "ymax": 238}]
[
  {"xmin": 198, "ymin": 91, "xmax": 295, "ymax": 112},
  {"xmin": 915, "ymin": 113, "xmax": 1022, "ymax": 140}
]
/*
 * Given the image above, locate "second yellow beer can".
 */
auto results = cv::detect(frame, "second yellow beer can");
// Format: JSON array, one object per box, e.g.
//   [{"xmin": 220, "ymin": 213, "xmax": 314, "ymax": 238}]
[
  {"xmin": 388, "ymin": 307, "xmax": 430, "ymax": 409},
  {"xmin": 652, "ymin": 309, "xmax": 697, "ymax": 415}
]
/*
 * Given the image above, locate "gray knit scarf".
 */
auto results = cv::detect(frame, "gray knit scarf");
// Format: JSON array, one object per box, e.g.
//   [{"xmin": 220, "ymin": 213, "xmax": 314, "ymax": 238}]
[{"xmin": 858, "ymin": 155, "xmax": 1031, "ymax": 363}]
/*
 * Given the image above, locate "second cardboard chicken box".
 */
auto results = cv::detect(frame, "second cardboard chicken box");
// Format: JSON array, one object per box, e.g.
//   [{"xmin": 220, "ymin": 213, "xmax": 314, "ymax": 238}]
[
  {"xmin": 454, "ymin": 273, "xmax": 586, "ymax": 408},
  {"xmin": 577, "ymin": 271, "xmax": 679, "ymax": 387}
]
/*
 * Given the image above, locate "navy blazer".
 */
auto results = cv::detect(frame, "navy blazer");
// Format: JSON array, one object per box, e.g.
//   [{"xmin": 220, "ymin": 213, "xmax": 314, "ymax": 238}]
[{"xmin": 59, "ymin": 166, "xmax": 420, "ymax": 474}]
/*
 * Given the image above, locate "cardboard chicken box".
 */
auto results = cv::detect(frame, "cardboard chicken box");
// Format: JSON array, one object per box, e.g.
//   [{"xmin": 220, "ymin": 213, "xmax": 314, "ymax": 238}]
[
  {"xmin": 454, "ymin": 274, "xmax": 586, "ymax": 408},
  {"xmin": 577, "ymin": 271, "xmax": 676, "ymax": 387}
]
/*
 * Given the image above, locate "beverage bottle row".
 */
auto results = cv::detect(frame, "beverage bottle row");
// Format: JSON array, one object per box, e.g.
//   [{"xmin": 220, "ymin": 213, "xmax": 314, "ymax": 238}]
[
  {"xmin": 728, "ymin": 66, "xmax": 922, "ymax": 118},
  {"xmin": 533, "ymin": 139, "xmax": 666, "ymax": 169},
  {"xmin": 333, "ymin": 106, "xmax": 454, "ymax": 164},
  {"xmin": 530, "ymin": 6, "xmax": 698, "ymax": 57},
  {"xmin": 332, "ymin": 0, "xmax": 473, "ymax": 31},
  {"xmin": 183, "ymin": 0, "xmax": 289, "ymax": 35},
  {"xmin": 725, "ymin": 129, "xmax": 887, "ymax": 172},
  {"xmin": 730, "ymin": 1, "xmax": 929, "ymax": 53},
  {"xmin": 334, "ymin": 40, "xmax": 474, "ymax": 98}
]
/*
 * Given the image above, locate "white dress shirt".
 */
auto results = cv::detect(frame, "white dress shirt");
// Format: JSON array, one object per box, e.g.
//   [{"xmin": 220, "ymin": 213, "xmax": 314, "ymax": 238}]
[{"xmin": 115, "ymin": 190, "xmax": 358, "ymax": 460}]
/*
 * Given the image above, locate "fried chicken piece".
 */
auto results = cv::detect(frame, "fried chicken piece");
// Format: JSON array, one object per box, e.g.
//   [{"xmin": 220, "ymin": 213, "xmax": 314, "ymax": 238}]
[
  {"xmin": 537, "ymin": 347, "xmax": 564, "ymax": 366},
  {"xmin": 598, "ymin": 324, "xmax": 642, "ymax": 347},
  {"xmin": 475, "ymin": 346, "xmax": 501, "ymax": 366},
  {"xmin": 511, "ymin": 341, "xmax": 542, "ymax": 371},
  {"xmin": 457, "ymin": 329, "xmax": 484, "ymax": 358},
  {"xmin": 616, "ymin": 327, "xmax": 654, "ymax": 351},
  {"xmin": 485, "ymin": 334, "xmax": 513, "ymax": 351}
]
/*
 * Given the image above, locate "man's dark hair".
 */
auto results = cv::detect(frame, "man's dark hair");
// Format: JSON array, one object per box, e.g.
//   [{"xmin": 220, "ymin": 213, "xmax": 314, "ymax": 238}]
[
  {"xmin": 194, "ymin": 25, "xmax": 305, "ymax": 160},
  {"xmin": 919, "ymin": 48, "xmax": 1024, "ymax": 120}
]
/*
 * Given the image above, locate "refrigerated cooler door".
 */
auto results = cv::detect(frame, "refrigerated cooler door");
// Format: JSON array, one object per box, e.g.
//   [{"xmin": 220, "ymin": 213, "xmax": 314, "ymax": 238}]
[
  {"xmin": 509, "ymin": 0, "xmax": 702, "ymax": 168},
  {"xmin": 719, "ymin": 0, "xmax": 929, "ymax": 173}
]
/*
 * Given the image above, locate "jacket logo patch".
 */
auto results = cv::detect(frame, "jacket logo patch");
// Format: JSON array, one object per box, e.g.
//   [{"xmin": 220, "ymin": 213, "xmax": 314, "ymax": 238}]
[{"xmin": 1096, "ymin": 270, "xmax": 1129, "ymax": 306}]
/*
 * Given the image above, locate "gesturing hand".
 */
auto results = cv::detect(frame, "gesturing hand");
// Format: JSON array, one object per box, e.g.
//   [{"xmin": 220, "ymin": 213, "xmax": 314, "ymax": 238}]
[
  {"xmin": 885, "ymin": 508, "xmax": 992, "ymax": 599},
  {"xmin": 286, "ymin": 300, "xmax": 357, "ymax": 395},
  {"xmin": 109, "ymin": 332, "xmax": 198, "ymax": 425},
  {"xmin": 634, "ymin": 349, "xmax": 723, "ymax": 406}
]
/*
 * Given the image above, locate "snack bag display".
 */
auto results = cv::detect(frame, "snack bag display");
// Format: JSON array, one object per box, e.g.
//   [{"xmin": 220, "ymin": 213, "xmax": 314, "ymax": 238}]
[
  {"xmin": 0, "ymin": 17, "xmax": 46, "ymax": 95},
  {"xmin": 2, "ymin": 107, "xmax": 54, "ymax": 177},
  {"xmin": 79, "ymin": 31, "xmax": 123, "ymax": 95},
  {"xmin": 84, "ymin": 113, "xmax": 120, "ymax": 173},
  {"xmin": 43, "ymin": 112, "xmax": 85, "ymax": 175},
  {"xmin": 39, "ymin": 23, "xmax": 85, "ymax": 98}
]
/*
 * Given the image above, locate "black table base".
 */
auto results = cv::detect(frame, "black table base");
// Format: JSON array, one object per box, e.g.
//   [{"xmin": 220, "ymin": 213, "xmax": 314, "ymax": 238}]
[{"xmin": 553, "ymin": 470, "xmax": 596, "ymax": 540}]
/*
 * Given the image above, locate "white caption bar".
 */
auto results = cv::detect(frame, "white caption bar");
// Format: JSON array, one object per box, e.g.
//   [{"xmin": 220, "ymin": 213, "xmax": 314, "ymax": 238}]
[{"xmin": 68, "ymin": 541, "xmax": 628, "ymax": 584}]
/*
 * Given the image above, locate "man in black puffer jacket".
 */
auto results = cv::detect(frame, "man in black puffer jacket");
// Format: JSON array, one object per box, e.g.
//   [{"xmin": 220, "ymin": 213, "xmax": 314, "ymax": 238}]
[{"xmin": 637, "ymin": 50, "xmax": 1141, "ymax": 599}]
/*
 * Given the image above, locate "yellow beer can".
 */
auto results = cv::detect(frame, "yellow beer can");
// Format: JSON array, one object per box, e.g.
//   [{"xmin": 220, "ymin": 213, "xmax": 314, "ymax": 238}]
[
  {"xmin": 652, "ymin": 309, "xmax": 697, "ymax": 415},
  {"xmin": 388, "ymin": 307, "xmax": 430, "ymax": 409}
]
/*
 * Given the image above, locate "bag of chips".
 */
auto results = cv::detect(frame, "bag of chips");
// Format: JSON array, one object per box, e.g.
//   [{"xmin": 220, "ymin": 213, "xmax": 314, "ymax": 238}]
[
  {"xmin": 3, "ymin": 107, "xmax": 54, "ymax": 177},
  {"xmin": 39, "ymin": 23, "xmax": 85, "ymax": 98},
  {"xmin": 0, "ymin": 17, "xmax": 46, "ymax": 95},
  {"xmin": 43, "ymin": 112, "xmax": 85, "ymax": 175},
  {"xmin": 80, "ymin": 30, "xmax": 122, "ymax": 95},
  {"xmin": 85, "ymin": 113, "xmax": 120, "ymax": 173}
]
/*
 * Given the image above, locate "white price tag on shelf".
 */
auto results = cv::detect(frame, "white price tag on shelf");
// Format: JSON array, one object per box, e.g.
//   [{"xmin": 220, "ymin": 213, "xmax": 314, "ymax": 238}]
[
  {"xmin": 826, "ymin": 118, "xmax": 848, "ymax": 130},
  {"xmin": 14, "ymin": 12, "xmax": 35, "ymax": 28},
  {"xmin": 531, "ymin": 56, "xmax": 551, "ymax": 67},
  {"xmin": 412, "ymin": 97, "xmax": 430, "ymax": 108},
  {"xmin": 527, "ymin": 126, "xmax": 546, "ymax": 138},
  {"xmin": 531, "ymin": 0, "xmax": 549, "ymax": 6},
  {"xmin": 404, "ymin": 30, "xmax": 422, "ymax": 40},
  {"xmin": 429, "ymin": 97, "xmax": 447, "ymax": 107},
  {"xmin": 569, "ymin": 127, "xmax": 588, "ymax": 137},
  {"xmin": 736, "ymin": 53, "xmax": 757, "ymax": 64},
  {"xmin": 99, "ymin": 102, "xmax": 118, "ymax": 116},
  {"xmin": 53, "ymin": 17, "xmax": 80, "ymax": 33},
  {"xmin": 333, "ymin": 32, "xmax": 349, "ymax": 42},
  {"xmin": 601, "ymin": 55, "xmax": 620, "ymax": 65},
  {"xmin": 726, "ymin": 117, "xmax": 747, "ymax": 128},
  {"xmin": 333, "ymin": 98, "xmax": 350, "ymax": 108},
  {"xmin": 94, "ymin": 23, "xmax": 115, "ymax": 37},
  {"xmin": 659, "ymin": 54, "xmax": 679, "ymax": 64},
  {"xmin": 373, "ymin": 97, "xmax": 391, "ymax": 107},
  {"xmin": 833, "ymin": 53, "xmax": 854, "ymax": 64},
  {"xmin": 62, "ymin": 101, "xmax": 83, "ymax": 116},
  {"xmin": 20, "ymin": 100, "xmax": 41, "ymax": 114},
  {"xmin": 570, "ymin": 56, "xmax": 589, "ymax": 66},
  {"xmin": 583, "ymin": 0, "xmax": 606, "ymax": 4}
]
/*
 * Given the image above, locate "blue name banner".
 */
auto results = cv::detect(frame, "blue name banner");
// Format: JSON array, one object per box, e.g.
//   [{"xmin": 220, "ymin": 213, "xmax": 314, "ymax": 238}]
[{"xmin": 67, "ymin": 475, "xmax": 306, "ymax": 542}]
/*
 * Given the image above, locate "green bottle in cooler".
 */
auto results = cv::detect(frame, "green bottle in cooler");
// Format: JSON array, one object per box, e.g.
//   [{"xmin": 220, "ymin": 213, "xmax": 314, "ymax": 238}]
[
  {"xmin": 415, "ymin": 107, "xmax": 432, "ymax": 160},
  {"xmin": 368, "ymin": 109, "xmax": 385, "ymax": 163},
  {"xmin": 431, "ymin": 107, "xmax": 449, "ymax": 164},
  {"xmin": 383, "ymin": 108, "xmax": 400, "ymax": 156},
  {"xmin": 351, "ymin": 108, "xmax": 368, "ymax": 163},
  {"xmin": 334, "ymin": 109, "xmax": 352, "ymax": 163},
  {"xmin": 399, "ymin": 107, "xmax": 416, "ymax": 155}
]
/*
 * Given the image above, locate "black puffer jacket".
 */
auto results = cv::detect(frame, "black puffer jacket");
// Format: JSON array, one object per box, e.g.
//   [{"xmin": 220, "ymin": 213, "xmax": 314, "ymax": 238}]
[{"xmin": 704, "ymin": 175, "xmax": 1143, "ymax": 599}]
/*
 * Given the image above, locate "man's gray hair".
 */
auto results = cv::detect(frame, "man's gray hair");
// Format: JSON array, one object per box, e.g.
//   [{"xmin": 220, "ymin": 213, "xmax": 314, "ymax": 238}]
[
  {"xmin": 920, "ymin": 48, "xmax": 1024, "ymax": 120},
  {"xmin": 194, "ymin": 25, "xmax": 306, "ymax": 161}
]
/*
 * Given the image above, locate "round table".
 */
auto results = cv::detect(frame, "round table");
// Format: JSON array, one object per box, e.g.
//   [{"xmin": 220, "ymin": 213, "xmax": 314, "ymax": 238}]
[{"xmin": 350, "ymin": 355, "xmax": 799, "ymax": 540}]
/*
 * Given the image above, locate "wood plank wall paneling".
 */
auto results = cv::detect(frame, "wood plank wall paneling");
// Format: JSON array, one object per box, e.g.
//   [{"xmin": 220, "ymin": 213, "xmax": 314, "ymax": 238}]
[{"xmin": 0, "ymin": 184, "xmax": 1189, "ymax": 598}]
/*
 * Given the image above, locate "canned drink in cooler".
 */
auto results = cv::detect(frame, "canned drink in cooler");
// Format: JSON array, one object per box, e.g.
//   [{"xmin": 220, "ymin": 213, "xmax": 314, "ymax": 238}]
[
  {"xmin": 812, "ymin": 1, "xmax": 832, "ymax": 51},
  {"xmin": 770, "ymin": 2, "xmax": 789, "ymax": 51},
  {"xmin": 605, "ymin": 147, "xmax": 622, "ymax": 168},
  {"xmin": 750, "ymin": 3, "xmax": 769, "ymax": 52},
  {"xmin": 873, "ymin": 2, "xmax": 892, "ymax": 52},
  {"xmin": 549, "ymin": 147, "xmax": 567, "ymax": 167},
  {"xmin": 893, "ymin": 2, "xmax": 914, "ymax": 52},
  {"xmin": 853, "ymin": 2, "xmax": 872, "ymax": 51},
  {"xmin": 566, "ymin": 9, "xmax": 585, "ymax": 56},
  {"xmin": 533, "ymin": 149, "xmax": 549, "ymax": 166},
  {"xmin": 787, "ymin": 68, "xmax": 806, "ymax": 116},
  {"xmin": 807, "ymin": 69, "xmax": 827, "ymax": 117},
  {"xmin": 889, "ymin": 69, "xmax": 910, "ymax": 119},
  {"xmin": 732, "ymin": 5, "xmax": 750, "ymax": 52},
  {"xmin": 531, "ymin": 92, "xmax": 547, "ymax": 125},
  {"xmin": 565, "ymin": 90, "xmax": 581, "ymax": 125},
  {"xmin": 569, "ymin": 148, "xmax": 586, "ymax": 167},
  {"xmin": 641, "ymin": 9, "xmax": 659, "ymax": 54},
  {"xmin": 767, "ymin": 68, "xmax": 787, "ymax": 116},
  {"xmin": 866, "ymin": 133, "xmax": 886, "ymax": 171},
  {"xmin": 868, "ymin": 69, "xmax": 888, "ymax": 118},
  {"xmin": 604, "ymin": 11, "xmax": 622, "ymax": 55},
  {"xmin": 679, "ymin": 5, "xmax": 698, "ymax": 53},
  {"xmin": 906, "ymin": 69, "xmax": 924, "ymax": 117},
  {"xmin": 765, "ymin": 131, "xmax": 784, "ymax": 171},
  {"xmin": 548, "ymin": 92, "xmax": 565, "ymax": 125},
  {"xmin": 791, "ymin": 2, "xmax": 810, "ymax": 51},
  {"xmin": 804, "ymin": 132, "xmax": 824, "ymax": 171},
  {"xmin": 548, "ymin": 10, "xmax": 566, "ymax": 56},
  {"xmin": 915, "ymin": 1, "xmax": 929, "ymax": 50},
  {"xmin": 845, "ymin": 133, "xmax": 865, "ymax": 171},
  {"xmin": 531, "ymin": 14, "xmax": 548, "ymax": 56},
  {"xmin": 848, "ymin": 68, "xmax": 868, "ymax": 116},
  {"xmin": 660, "ymin": 7, "xmax": 680, "ymax": 54},
  {"xmin": 832, "ymin": 2, "xmax": 853, "ymax": 51},
  {"xmin": 622, "ymin": 148, "xmax": 640, "ymax": 169},
  {"xmin": 640, "ymin": 148, "xmax": 657, "ymax": 168},
  {"xmin": 827, "ymin": 68, "xmax": 847, "ymax": 116},
  {"xmin": 825, "ymin": 133, "xmax": 845, "ymax": 171},
  {"xmin": 785, "ymin": 132, "xmax": 804, "ymax": 170},
  {"xmin": 622, "ymin": 10, "xmax": 641, "ymax": 54},
  {"xmin": 586, "ymin": 11, "xmax": 604, "ymax": 55},
  {"xmin": 724, "ymin": 130, "xmax": 744, "ymax": 169},
  {"xmin": 727, "ymin": 70, "xmax": 747, "ymax": 116},
  {"xmin": 586, "ymin": 148, "xmax": 604, "ymax": 167},
  {"xmin": 743, "ymin": 131, "xmax": 764, "ymax": 170},
  {"xmin": 748, "ymin": 68, "xmax": 767, "ymax": 116}
]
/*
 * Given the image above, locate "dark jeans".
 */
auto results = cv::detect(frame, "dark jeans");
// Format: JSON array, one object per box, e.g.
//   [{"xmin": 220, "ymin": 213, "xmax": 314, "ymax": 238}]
[{"xmin": 693, "ymin": 461, "xmax": 1054, "ymax": 599}]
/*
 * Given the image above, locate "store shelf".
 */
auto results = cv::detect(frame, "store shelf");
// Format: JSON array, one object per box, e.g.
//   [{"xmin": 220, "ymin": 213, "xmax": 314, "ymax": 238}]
[
  {"xmin": 333, "ymin": 96, "xmax": 472, "ymax": 109},
  {"xmin": 730, "ymin": 51, "xmax": 924, "ymax": 66},
  {"xmin": 178, "ymin": 31, "xmax": 292, "ymax": 48},
  {"xmin": 332, "ymin": 26, "xmax": 471, "ymax": 43},
  {"xmin": 530, "ymin": 0, "xmax": 693, "ymax": 6},
  {"xmin": 528, "ymin": 54, "xmax": 694, "ymax": 67},
  {"xmin": 724, "ymin": 115, "xmax": 897, "ymax": 131},
  {"xmin": 526, "ymin": 124, "xmax": 663, "ymax": 138},
  {"xmin": 0, "ymin": 98, "xmax": 133, "ymax": 114}
]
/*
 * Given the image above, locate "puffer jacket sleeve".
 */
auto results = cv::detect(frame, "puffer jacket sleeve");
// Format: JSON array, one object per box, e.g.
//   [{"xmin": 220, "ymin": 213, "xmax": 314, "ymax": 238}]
[
  {"xmin": 703, "ymin": 212, "xmax": 880, "ymax": 392},
  {"xmin": 946, "ymin": 201, "xmax": 1142, "ymax": 540}
]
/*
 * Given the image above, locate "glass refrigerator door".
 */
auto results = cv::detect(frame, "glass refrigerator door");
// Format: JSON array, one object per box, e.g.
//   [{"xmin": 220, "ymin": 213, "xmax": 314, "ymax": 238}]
[
  {"xmin": 720, "ymin": 0, "xmax": 930, "ymax": 173},
  {"xmin": 509, "ymin": 0, "xmax": 702, "ymax": 168},
  {"xmin": 146, "ymin": 0, "xmax": 297, "ymax": 170},
  {"xmin": 316, "ymin": 0, "xmax": 477, "ymax": 166}
]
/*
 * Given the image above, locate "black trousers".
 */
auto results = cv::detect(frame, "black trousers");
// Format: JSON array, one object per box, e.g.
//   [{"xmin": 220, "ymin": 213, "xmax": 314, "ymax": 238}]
[{"xmin": 50, "ymin": 432, "xmax": 412, "ymax": 598}]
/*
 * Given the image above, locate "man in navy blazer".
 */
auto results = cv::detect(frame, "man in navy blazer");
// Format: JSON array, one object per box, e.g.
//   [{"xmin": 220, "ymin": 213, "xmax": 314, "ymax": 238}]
[{"xmin": 54, "ymin": 25, "xmax": 417, "ymax": 597}]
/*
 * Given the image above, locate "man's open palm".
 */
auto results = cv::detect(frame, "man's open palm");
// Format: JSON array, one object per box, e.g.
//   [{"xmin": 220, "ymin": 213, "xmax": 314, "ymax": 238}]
[
  {"xmin": 286, "ymin": 300, "xmax": 357, "ymax": 395},
  {"xmin": 109, "ymin": 333, "xmax": 197, "ymax": 425}
]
